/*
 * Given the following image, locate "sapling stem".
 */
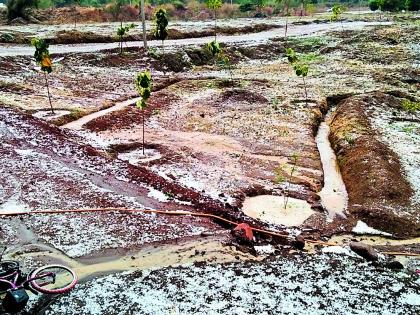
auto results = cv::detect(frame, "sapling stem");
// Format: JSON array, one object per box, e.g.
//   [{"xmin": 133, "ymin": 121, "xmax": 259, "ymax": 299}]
[
  {"xmin": 214, "ymin": 9, "xmax": 217, "ymax": 41},
  {"xmin": 284, "ymin": 155, "xmax": 298, "ymax": 209},
  {"xmin": 302, "ymin": 76, "xmax": 308, "ymax": 105},
  {"xmin": 44, "ymin": 72, "xmax": 54, "ymax": 114},
  {"xmin": 142, "ymin": 110, "xmax": 145, "ymax": 155}
]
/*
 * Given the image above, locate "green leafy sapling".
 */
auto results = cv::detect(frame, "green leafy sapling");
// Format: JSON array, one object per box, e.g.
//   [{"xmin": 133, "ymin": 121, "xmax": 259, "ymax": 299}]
[
  {"xmin": 286, "ymin": 48, "xmax": 309, "ymax": 104},
  {"xmin": 135, "ymin": 71, "xmax": 152, "ymax": 155},
  {"xmin": 117, "ymin": 23, "xmax": 135, "ymax": 54},
  {"xmin": 207, "ymin": 40, "xmax": 221, "ymax": 65},
  {"xmin": 154, "ymin": 8, "xmax": 169, "ymax": 53},
  {"xmin": 32, "ymin": 38, "xmax": 54, "ymax": 114},
  {"xmin": 207, "ymin": 41, "xmax": 233, "ymax": 82},
  {"xmin": 330, "ymin": 3, "xmax": 347, "ymax": 29},
  {"xmin": 275, "ymin": 153, "xmax": 300, "ymax": 210},
  {"xmin": 206, "ymin": 0, "xmax": 222, "ymax": 41}
]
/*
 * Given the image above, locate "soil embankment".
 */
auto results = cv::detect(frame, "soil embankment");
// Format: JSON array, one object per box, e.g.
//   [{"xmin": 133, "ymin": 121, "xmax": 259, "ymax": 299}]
[{"xmin": 329, "ymin": 92, "xmax": 419, "ymax": 237}]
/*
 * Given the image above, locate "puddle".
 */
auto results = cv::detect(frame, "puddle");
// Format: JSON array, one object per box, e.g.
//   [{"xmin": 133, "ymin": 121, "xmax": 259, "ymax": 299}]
[
  {"xmin": 32, "ymin": 110, "xmax": 71, "ymax": 121},
  {"xmin": 242, "ymin": 195, "xmax": 315, "ymax": 227},
  {"xmin": 6, "ymin": 237, "xmax": 258, "ymax": 282},
  {"xmin": 118, "ymin": 148, "xmax": 161, "ymax": 165},
  {"xmin": 315, "ymin": 110, "xmax": 348, "ymax": 219}
]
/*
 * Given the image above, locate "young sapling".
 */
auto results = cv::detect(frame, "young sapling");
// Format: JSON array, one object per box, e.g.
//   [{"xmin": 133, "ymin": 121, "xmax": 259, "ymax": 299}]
[
  {"xmin": 286, "ymin": 48, "xmax": 309, "ymax": 105},
  {"xmin": 207, "ymin": 40, "xmax": 221, "ymax": 65},
  {"xmin": 276, "ymin": 0, "xmax": 291, "ymax": 38},
  {"xmin": 32, "ymin": 38, "xmax": 54, "ymax": 114},
  {"xmin": 206, "ymin": 0, "xmax": 222, "ymax": 41},
  {"xmin": 275, "ymin": 153, "xmax": 300, "ymax": 210},
  {"xmin": 154, "ymin": 8, "xmax": 168, "ymax": 54},
  {"xmin": 330, "ymin": 3, "xmax": 347, "ymax": 30},
  {"xmin": 135, "ymin": 71, "xmax": 152, "ymax": 155},
  {"xmin": 117, "ymin": 23, "xmax": 135, "ymax": 55}
]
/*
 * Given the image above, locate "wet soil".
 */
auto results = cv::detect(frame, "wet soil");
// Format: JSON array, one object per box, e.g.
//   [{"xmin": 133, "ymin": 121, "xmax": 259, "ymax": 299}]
[
  {"xmin": 0, "ymin": 16, "xmax": 419, "ymax": 314},
  {"xmin": 329, "ymin": 93, "xmax": 419, "ymax": 237}
]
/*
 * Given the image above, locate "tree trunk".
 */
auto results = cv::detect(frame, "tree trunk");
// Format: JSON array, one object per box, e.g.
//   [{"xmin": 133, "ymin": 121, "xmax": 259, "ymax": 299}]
[
  {"xmin": 141, "ymin": 0, "xmax": 147, "ymax": 49},
  {"xmin": 44, "ymin": 72, "xmax": 54, "ymax": 114}
]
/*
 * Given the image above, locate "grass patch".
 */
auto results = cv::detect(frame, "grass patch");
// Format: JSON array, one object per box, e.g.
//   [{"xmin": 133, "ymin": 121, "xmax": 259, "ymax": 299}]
[{"xmin": 401, "ymin": 99, "xmax": 420, "ymax": 112}]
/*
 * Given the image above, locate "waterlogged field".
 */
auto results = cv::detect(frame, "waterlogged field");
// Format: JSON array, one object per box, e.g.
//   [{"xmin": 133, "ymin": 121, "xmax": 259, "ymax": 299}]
[{"xmin": 0, "ymin": 9, "xmax": 419, "ymax": 314}]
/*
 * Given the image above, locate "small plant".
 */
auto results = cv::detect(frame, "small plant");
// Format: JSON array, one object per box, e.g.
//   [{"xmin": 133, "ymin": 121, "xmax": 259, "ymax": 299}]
[
  {"xmin": 206, "ymin": 0, "xmax": 222, "ymax": 41},
  {"xmin": 286, "ymin": 48, "xmax": 309, "ymax": 104},
  {"xmin": 135, "ymin": 71, "xmax": 152, "ymax": 155},
  {"xmin": 275, "ymin": 153, "xmax": 300, "ymax": 210},
  {"xmin": 401, "ymin": 99, "xmax": 420, "ymax": 112},
  {"xmin": 218, "ymin": 53, "xmax": 234, "ymax": 82},
  {"xmin": 276, "ymin": 0, "xmax": 291, "ymax": 38},
  {"xmin": 31, "ymin": 38, "xmax": 54, "ymax": 114},
  {"xmin": 207, "ymin": 40, "xmax": 221, "ymax": 65},
  {"xmin": 117, "ymin": 23, "xmax": 135, "ymax": 55},
  {"xmin": 330, "ymin": 3, "xmax": 347, "ymax": 29},
  {"xmin": 154, "ymin": 8, "xmax": 169, "ymax": 53}
]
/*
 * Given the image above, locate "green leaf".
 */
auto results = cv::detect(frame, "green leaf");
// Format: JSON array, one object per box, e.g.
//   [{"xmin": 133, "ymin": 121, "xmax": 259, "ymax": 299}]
[
  {"xmin": 206, "ymin": 0, "xmax": 222, "ymax": 10},
  {"xmin": 137, "ymin": 99, "xmax": 147, "ymax": 110}
]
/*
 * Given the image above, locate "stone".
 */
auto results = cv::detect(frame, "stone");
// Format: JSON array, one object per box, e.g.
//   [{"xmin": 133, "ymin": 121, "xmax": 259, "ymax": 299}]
[
  {"xmin": 232, "ymin": 223, "xmax": 254, "ymax": 242},
  {"xmin": 349, "ymin": 242, "xmax": 378, "ymax": 261},
  {"xmin": 385, "ymin": 260, "xmax": 404, "ymax": 270},
  {"xmin": 292, "ymin": 235, "xmax": 306, "ymax": 250}
]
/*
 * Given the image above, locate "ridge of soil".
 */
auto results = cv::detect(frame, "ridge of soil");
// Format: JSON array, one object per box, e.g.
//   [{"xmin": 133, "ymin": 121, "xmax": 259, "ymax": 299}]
[{"xmin": 329, "ymin": 92, "xmax": 419, "ymax": 237}]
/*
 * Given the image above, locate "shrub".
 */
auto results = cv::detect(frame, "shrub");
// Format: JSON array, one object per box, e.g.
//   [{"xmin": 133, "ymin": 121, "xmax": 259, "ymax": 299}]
[
  {"xmin": 154, "ymin": 8, "xmax": 168, "ymax": 51},
  {"xmin": 6, "ymin": 0, "xmax": 39, "ymax": 20},
  {"xmin": 401, "ymin": 99, "xmax": 420, "ymax": 112},
  {"xmin": 239, "ymin": 2, "xmax": 254, "ymax": 12},
  {"xmin": 405, "ymin": 0, "xmax": 419, "ymax": 10},
  {"xmin": 369, "ymin": 0, "xmax": 380, "ymax": 11}
]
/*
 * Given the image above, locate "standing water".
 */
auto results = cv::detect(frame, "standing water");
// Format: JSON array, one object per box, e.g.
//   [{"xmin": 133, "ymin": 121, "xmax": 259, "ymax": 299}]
[{"xmin": 315, "ymin": 110, "xmax": 348, "ymax": 219}]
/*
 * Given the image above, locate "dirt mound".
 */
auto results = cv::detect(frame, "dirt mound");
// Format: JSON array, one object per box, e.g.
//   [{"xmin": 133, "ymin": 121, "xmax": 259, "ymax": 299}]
[
  {"xmin": 32, "ymin": 6, "xmax": 138, "ymax": 24},
  {"xmin": 329, "ymin": 92, "xmax": 419, "ymax": 237},
  {"xmin": 218, "ymin": 88, "xmax": 269, "ymax": 105},
  {"xmin": 52, "ymin": 30, "xmax": 112, "ymax": 44}
]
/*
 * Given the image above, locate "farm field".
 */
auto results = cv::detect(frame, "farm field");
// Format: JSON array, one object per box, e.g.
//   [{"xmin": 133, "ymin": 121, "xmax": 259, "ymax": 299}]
[{"xmin": 0, "ymin": 4, "xmax": 419, "ymax": 314}]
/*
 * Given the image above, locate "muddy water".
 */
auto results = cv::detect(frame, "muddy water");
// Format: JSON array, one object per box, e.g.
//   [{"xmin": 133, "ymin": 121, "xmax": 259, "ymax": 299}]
[
  {"xmin": 242, "ymin": 195, "xmax": 315, "ymax": 227},
  {"xmin": 0, "ymin": 21, "xmax": 392, "ymax": 57},
  {"xmin": 315, "ymin": 110, "xmax": 348, "ymax": 219},
  {"xmin": 7, "ymin": 237, "xmax": 258, "ymax": 282}
]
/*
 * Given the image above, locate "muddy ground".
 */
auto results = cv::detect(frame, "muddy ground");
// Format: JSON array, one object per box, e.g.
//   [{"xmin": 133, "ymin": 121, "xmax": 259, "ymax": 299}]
[{"xmin": 0, "ymin": 14, "xmax": 419, "ymax": 314}]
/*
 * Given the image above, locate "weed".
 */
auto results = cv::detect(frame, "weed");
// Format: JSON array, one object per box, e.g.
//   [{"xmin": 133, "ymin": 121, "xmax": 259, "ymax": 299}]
[
  {"xmin": 343, "ymin": 132, "xmax": 355, "ymax": 145},
  {"xmin": 401, "ymin": 99, "xmax": 420, "ymax": 112}
]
